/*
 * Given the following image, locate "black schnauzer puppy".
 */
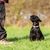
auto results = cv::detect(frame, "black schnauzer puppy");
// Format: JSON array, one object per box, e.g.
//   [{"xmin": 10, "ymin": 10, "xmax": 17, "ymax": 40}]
[{"xmin": 29, "ymin": 15, "xmax": 44, "ymax": 41}]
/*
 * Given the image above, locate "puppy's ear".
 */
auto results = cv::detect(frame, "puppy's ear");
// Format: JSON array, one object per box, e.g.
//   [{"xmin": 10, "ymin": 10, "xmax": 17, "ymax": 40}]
[{"xmin": 38, "ymin": 18, "xmax": 42, "ymax": 22}]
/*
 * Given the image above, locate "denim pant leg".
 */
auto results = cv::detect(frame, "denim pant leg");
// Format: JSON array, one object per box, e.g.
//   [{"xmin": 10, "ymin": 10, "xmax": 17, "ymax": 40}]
[{"xmin": 0, "ymin": 3, "xmax": 5, "ymax": 27}]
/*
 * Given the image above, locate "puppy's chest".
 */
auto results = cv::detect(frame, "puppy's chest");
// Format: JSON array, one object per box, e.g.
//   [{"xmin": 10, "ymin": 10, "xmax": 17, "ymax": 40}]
[{"xmin": 32, "ymin": 26, "xmax": 39, "ymax": 32}]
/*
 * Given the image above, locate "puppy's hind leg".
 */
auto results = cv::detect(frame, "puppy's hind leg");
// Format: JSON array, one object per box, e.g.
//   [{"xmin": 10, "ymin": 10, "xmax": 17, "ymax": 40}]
[{"xmin": 39, "ymin": 32, "xmax": 44, "ymax": 40}]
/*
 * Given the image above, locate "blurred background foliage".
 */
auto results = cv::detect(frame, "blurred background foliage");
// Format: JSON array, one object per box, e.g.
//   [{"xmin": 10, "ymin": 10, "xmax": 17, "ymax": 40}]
[{"xmin": 5, "ymin": 0, "xmax": 50, "ymax": 27}]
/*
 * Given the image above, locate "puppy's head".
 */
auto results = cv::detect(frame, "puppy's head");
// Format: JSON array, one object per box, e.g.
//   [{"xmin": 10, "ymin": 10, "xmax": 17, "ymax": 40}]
[{"xmin": 30, "ymin": 15, "xmax": 42, "ymax": 23}]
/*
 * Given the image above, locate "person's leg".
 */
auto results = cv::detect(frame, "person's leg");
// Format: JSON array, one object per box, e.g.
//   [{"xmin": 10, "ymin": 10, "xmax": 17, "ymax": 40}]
[
  {"xmin": 0, "ymin": 18, "xmax": 7, "ymax": 40},
  {"xmin": 0, "ymin": 3, "xmax": 7, "ymax": 40}
]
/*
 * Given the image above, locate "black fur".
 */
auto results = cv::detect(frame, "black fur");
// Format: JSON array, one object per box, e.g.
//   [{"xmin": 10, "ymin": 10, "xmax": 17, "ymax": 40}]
[{"xmin": 30, "ymin": 15, "xmax": 44, "ymax": 41}]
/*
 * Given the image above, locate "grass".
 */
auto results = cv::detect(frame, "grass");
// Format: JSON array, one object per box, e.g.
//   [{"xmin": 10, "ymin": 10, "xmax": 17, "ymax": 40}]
[{"xmin": 0, "ymin": 26, "xmax": 50, "ymax": 50}]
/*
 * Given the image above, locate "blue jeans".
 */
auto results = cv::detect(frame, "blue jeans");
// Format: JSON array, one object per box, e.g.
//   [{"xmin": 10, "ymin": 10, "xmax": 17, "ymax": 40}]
[{"xmin": 0, "ymin": 3, "xmax": 5, "ymax": 26}]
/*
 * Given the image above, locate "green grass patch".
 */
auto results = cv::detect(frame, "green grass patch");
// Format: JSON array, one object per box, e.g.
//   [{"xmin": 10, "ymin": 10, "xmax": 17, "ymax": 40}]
[{"xmin": 0, "ymin": 26, "xmax": 50, "ymax": 50}]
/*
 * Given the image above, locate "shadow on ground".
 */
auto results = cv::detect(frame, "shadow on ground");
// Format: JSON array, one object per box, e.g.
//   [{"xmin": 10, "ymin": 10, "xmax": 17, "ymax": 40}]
[
  {"xmin": 6, "ymin": 36, "xmax": 29, "ymax": 42},
  {"xmin": 44, "ymin": 33, "xmax": 50, "ymax": 36},
  {"xmin": 44, "ymin": 33, "xmax": 50, "ymax": 41},
  {"xmin": 5, "ymin": 33, "xmax": 50, "ymax": 42}
]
